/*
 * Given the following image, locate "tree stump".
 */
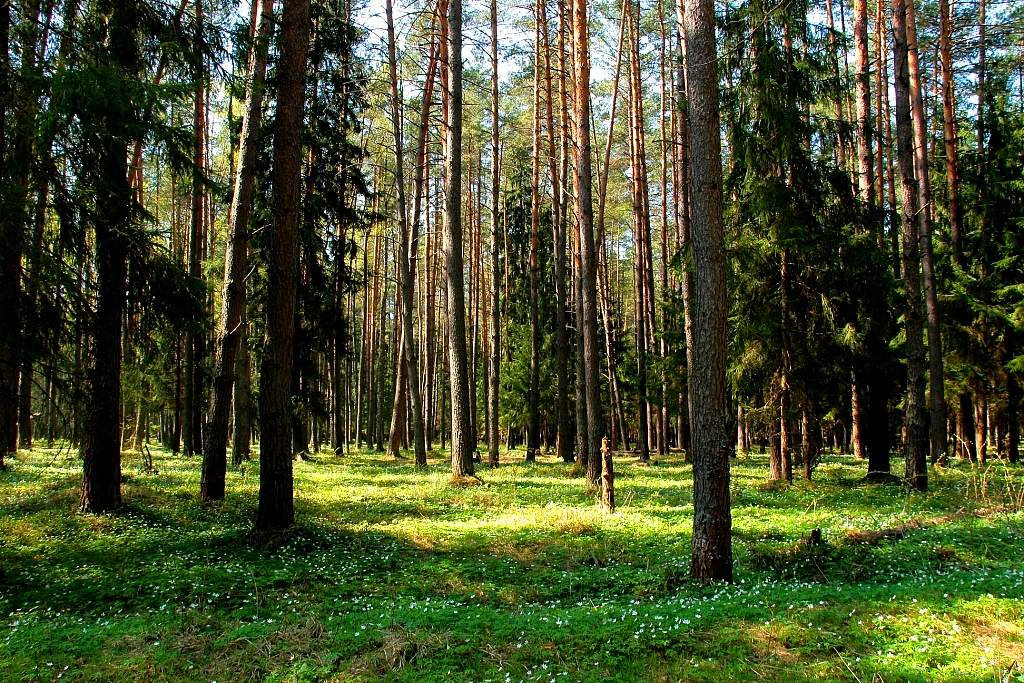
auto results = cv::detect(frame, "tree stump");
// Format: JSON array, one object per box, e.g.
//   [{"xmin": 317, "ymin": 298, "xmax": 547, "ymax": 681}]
[{"xmin": 600, "ymin": 436, "xmax": 615, "ymax": 512}]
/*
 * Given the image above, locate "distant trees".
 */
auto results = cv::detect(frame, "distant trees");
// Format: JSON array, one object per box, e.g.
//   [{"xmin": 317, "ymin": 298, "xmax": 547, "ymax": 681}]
[{"xmin": 1, "ymin": 0, "xmax": 1020, "ymax": 559}]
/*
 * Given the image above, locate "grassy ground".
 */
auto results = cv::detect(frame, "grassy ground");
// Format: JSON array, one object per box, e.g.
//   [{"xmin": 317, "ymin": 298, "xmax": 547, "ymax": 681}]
[{"xmin": 1, "ymin": 444, "xmax": 1023, "ymax": 682}]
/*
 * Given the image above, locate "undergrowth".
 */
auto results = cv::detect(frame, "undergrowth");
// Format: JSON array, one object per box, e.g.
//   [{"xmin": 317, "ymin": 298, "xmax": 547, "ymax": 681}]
[{"xmin": 1, "ymin": 445, "xmax": 1022, "ymax": 682}]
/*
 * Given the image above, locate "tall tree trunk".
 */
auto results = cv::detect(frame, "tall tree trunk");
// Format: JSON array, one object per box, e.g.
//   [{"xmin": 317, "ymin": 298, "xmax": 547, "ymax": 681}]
[
  {"xmin": 488, "ymin": 0, "xmax": 501, "ymax": 468},
  {"xmin": 82, "ymin": 0, "xmax": 141, "ymax": 512},
  {"xmin": 905, "ymin": 0, "xmax": 946, "ymax": 463},
  {"xmin": 16, "ymin": 0, "xmax": 52, "ymax": 452},
  {"xmin": 626, "ymin": 0, "xmax": 652, "ymax": 464},
  {"xmin": 595, "ymin": 0, "xmax": 628, "ymax": 459},
  {"xmin": 853, "ymin": 0, "xmax": 874, "ymax": 202},
  {"xmin": 539, "ymin": 5, "xmax": 572, "ymax": 464},
  {"xmin": 684, "ymin": 0, "xmax": 732, "ymax": 582},
  {"xmin": 657, "ymin": 0, "xmax": 671, "ymax": 456},
  {"xmin": 0, "ymin": 0, "xmax": 41, "ymax": 460},
  {"xmin": 445, "ymin": 0, "xmax": 473, "ymax": 478},
  {"xmin": 202, "ymin": 0, "xmax": 272, "ymax": 500},
  {"xmin": 570, "ymin": 0, "xmax": 605, "ymax": 489},
  {"xmin": 384, "ymin": 0, "xmax": 427, "ymax": 466},
  {"xmin": 937, "ymin": 0, "xmax": 962, "ymax": 265},
  {"xmin": 183, "ymin": 0, "xmax": 207, "ymax": 458},
  {"xmin": 257, "ymin": 0, "xmax": 311, "ymax": 531},
  {"xmin": 891, "ymin": 0, "xmax": 928, "ymax": 491},
  {"xmin": 527, "ymin": 7, "xmax": 542, "ymax": 462},
  {"xmin": 673, "ymin": 0, "xmax": 697, "ymax": 461},
  {"xmin": 0, "ymin": 0, "xmax": 12, "ymax": 464},
  {"xmin": 879, "ymin": 18, "xmax": 900, "ymax": 278}
]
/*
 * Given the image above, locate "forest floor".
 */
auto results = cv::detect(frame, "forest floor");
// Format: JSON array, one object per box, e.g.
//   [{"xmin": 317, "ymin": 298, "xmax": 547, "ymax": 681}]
[{"xmin": 1, "ymin": 445, "xmax": 1023, "ymax": 682}]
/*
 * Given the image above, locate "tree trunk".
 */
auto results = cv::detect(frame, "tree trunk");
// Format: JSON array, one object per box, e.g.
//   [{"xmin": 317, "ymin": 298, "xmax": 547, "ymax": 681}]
[
  {"xmin": 975, "ymin": 387, "xmax": 988, "ymax": 465},
  {"xmin": 488, "ymin": 0, "xmax": 501, "ymax": 468},
  {"xmin": 384, "ymin": 0, "xmax": 427, "ymax": 466},
  {"xmin": 905, "ymin": 0, "xmax": 946, "ymax": 463},
  {"xmin": 891, "ymin": 0, "xmax": 928, "ymax": 491},
  {"xmin": 684, "ymin": 0, "xmax": 732, "ymax": 581},
  {"xmin": 570, "ymin": 0, "xmax": 605, "ymax": 489},
  {"xmin": 183, "ymin": 0, "xmax": 207, "ymax": 459},
  {"xmin": 527, "ymin": 8, "xmax": 542, "ymax": 463},
  {"xmin": 937, "ymin": 0, "xmax": 962, "ymax": 266},
  {"xmin": 202, "ymin": 0, "xmax": 271, "ymax": 499},
  {"xmin": 673, "ymin": 0, "xmax": 697, "ymax": 463},
  {"xmin": 0, "ymin": 0, "xmax": 38, "ymax": 461},
  {"xmin": 82, "ymin": 1, "xmax": 141, "ymax": 513},
  {"xmin": 232, "ymin": 307, "xmax": 251, "ymax": 466},
  {"xmin": 257, "ymin": 0, "xmax": 311, "ymax": 531},
  {"xmin": 445, "ymin": 0, "xmax": 473, "ymax": 478},
  {"xmin": 626, "ymin": 0, "xmax": 652, "ymax": 465},
  {"xmin": 539, "ymin": 5, "xmax": 572, "ymax": 464},
  {"xmin": 852, "ymin": 0, "xmax": 873, "ymax": 202}
]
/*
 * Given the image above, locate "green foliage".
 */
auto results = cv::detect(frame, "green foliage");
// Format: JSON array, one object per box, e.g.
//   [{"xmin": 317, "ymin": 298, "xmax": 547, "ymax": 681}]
[{"xmin": 720, "ymin": 0, "xmax": 898, "ymax": 449}]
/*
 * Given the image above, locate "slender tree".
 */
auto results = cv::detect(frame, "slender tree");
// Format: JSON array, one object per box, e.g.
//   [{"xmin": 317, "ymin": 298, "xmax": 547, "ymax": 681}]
[
  {"xmin": 527, "ymin": 6, "xmax": 542, "ymax": 462},
  {"xmin": 202, "ymin": 0, "xmax": 273, "ymax": 500},
  {"xmin": 487, "ymin": 0, "xmax": 501, "ymax": 468},
  {"xmin": 385, "ymin": 0, "xmax": 427, "ymax": 466},
  {"xmin": 905, "ymin": 0, "xmax": 946, "ymax": 462},
  {"xmin": 570, "ymin": 0, "xmax": 606, "ymax": 488},
  {"xmin": 891, "ymin": 0, "xmax": 928, "ymax": 491},
  {"xmin": 445, "ymin": 0, "xmax": 474, "ymax": 478}
]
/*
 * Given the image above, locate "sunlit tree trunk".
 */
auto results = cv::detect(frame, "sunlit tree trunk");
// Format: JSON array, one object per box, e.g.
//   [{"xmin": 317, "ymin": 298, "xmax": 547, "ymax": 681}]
[
  {"xmin": 527, "ymin": 5, "xmax": 542, "ymax": 462},
  {"xmin": 905, "ymin": 0, "xmax": 946, "ymax": 463},
  {"xmin": 183, "ymin": 0, "xmax": 207, "ymax": 459},
  {"xmin": 684, "ymin": 0, "xmax": 733, "ymax": 581},
  {"xmin": 625, "ymin": 0, "xmax": 653, "ymax": 464},
  {"xmin": 445, "ymin": 0, "xmax": 473, "ymax": 478},
  {"xmin": 538, "ymin": 6, "xmax": 572, "ymax": 464},
  {"xmin": 488, "ymin": 0, "xmax": 501, "ymax": 468},
  {"xmin": 384, "ymin": 0, "xmax": 427, "ymax": 466},
  {"xmin": 891, "ymin": 0, "xmax": 928, "ymax": 491},
  {"xmin": 569, "ymin": 0, "xmax": 605, "ymax": 488}
]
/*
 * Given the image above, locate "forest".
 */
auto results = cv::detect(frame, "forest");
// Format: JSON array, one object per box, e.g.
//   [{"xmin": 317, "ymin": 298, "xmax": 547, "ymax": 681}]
[{"xmin": 0, "ymin": 0, "xmax": 1023, "ymax": 679}]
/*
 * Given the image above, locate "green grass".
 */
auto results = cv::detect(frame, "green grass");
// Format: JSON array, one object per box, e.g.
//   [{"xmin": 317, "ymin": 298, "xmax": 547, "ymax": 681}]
[{"xmin": 2, "ymin": 445, "xmax": 1023, "ymax": 682}]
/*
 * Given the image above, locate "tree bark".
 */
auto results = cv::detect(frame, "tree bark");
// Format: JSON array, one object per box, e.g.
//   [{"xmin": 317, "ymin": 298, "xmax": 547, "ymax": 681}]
[
  {"xmin": 673, "ymin": 0, "xmax": 697, "ymax": 462},
  {"xmin": 488, "ymin": 0, "xmax": 501, "ymax": 468},
  {"xmin": 445, "ymin": 0, "xmax": 474, "ymax": 478},
  {"xmin": 684, "ymin": 0, "xmax": 732, "ymax": 581},
  {"xmin": 81, "ymin": 0, "xmax": 141, "ymax": 512},
  {"xmin": 257, "ymin": 0, "xmax": 311, "ymax": 531},
  {"xmin": 202, "ymin": 0, "xmax": 272, "ymax": 499},
  {"xmin": 539, "ymin": 5, "xmax": 572, "ymax": 464},
  {"xmin": 570, "ymin": 0, "xmax": 605, "ymax": 489},
  {"xmin": 385, "ymin": 0, "xmax": 427, "ymax": 466},
  {"xmin": 232, "ymin": 306, "xmax": 251, "ymax": 466},
  {"xmin": 905, "ymin": 0, "xmax": 946, "ymax": 463},
  {"xmin": 626, "ymin": 0, "xmax": 652, "ymax": 464},
  {"xmin": 526, "ymin": 6, "xmax": 542, "ymax": 462},
  {"xmin": 891, "ymin": 0, "xmax": 928, "ymax": 491},
  {"xmin": 937, "ymin": 0, "xmax": 962, "ymax": 266},
  {"xmin": 183, "ymin": 0, "xmax": 207, "ymax": 459}
]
